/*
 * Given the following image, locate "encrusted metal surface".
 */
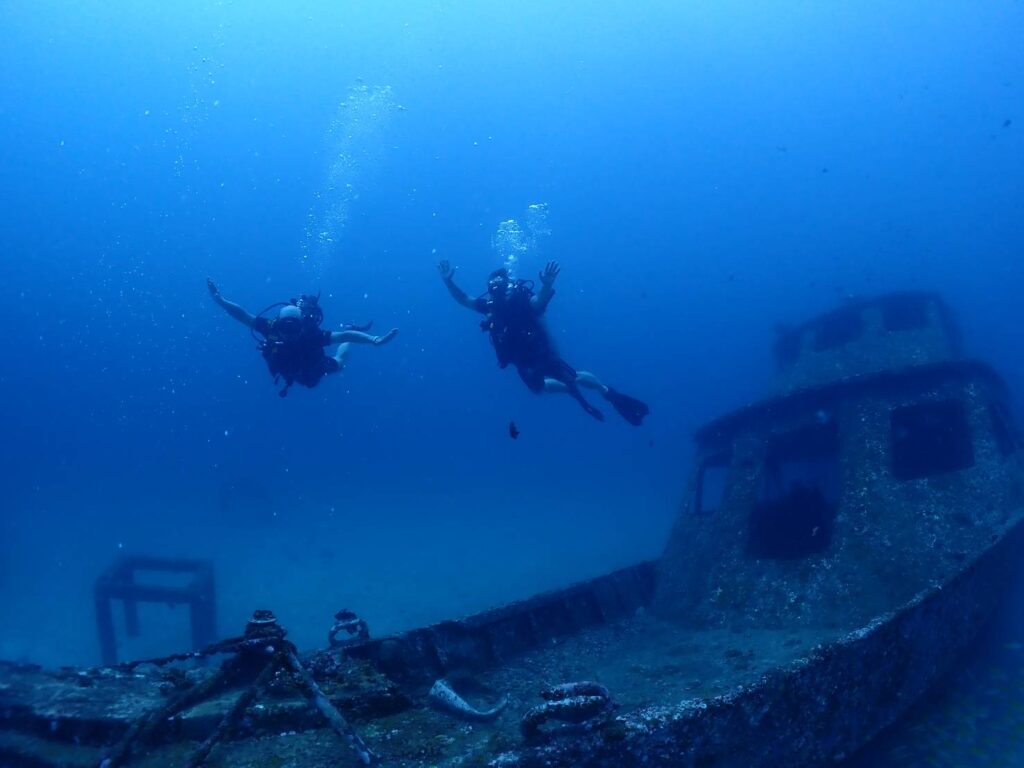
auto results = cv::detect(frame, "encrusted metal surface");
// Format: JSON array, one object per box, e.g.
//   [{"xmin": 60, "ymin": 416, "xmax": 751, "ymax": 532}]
[
  {"xmin": 771, "ymin": 292, "xmax": 961, "ymax": 394},
  {"xmin": 658, "ymin": 361, "xmax": 1023, "ymax": 630},
  {"xmin": 491, "ymin": 511, "xmax": 1024, "ymax": 768},
  {"xmin": 3, "ymin": 293, "xmax": 1021, "ymax": 768},
  {"xmin": 345, "ymin": 561, "xmax": 658, "ymax": 683}
]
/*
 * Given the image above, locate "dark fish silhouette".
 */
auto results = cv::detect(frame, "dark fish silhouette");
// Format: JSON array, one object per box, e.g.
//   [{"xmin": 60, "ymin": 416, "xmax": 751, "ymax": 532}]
[
  {"xmin": 509, "ymin": 421, "xmax": 520, "ymax": 440},
  {"xmin": 1003, "ymin": 119, "xmax": 1012, "ymax": 128}
]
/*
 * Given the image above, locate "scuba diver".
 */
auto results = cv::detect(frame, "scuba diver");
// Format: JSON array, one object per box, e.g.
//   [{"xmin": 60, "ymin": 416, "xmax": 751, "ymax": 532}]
[
  {"xmin": 207, "ymin": 278, "xmax": 398, "ymax": 397},
  {"xmin": 437, "ymin": 260, "xmax": 649, "ymax": 425}
]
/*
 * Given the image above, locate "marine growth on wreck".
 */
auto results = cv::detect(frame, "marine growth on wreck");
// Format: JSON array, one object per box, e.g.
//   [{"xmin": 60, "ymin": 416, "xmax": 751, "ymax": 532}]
[{"xmin": 2, "ymin": 292, "xmax": 1021, "ymax": 768}]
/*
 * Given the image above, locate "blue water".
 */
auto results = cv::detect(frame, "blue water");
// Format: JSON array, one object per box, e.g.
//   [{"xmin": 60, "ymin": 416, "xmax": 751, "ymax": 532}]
[{"xmin": 0, "ymin": 0, "xmax": 1022, "ymax": 759}]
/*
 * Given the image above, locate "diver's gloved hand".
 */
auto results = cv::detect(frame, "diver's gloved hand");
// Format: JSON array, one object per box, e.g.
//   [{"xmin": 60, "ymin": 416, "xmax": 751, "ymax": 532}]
[
  {"xmin": 438, "ymin": 260, "xmax": 457, "ymax": 283},
  {"xmin": 539, "ymin": 261, "xmax": 560, "ymax": 287},
  {"xmin": 373, "ymin": 328, "xmax": 399, "ymax": 346},
  {"xmin": 206, "ymin": 277, "xmax": 221, "ymax": 299}
]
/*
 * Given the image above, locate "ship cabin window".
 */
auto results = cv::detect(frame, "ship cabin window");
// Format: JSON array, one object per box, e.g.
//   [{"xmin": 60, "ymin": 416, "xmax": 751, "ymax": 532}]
[
  {"xmin": 694, "ymin": 450, "xmax": 732, "ymax": 515},
  {"xmin": 773, "ymin": 330, "xmax": 801, "ymax": 368},
  {"xmin": 814, "ymin": 309, "xmax": 863, "ymax": 351},
  {"xmin": 748, "ymin": 422, "xmax": 839, "ymax": 559},
  {"xmin": 882, "ymin": 297, "xmax": 930, "ymax": 332},
  {"xmin": 989, "ymin": 401, "xmax": 1020, "ymax": 457},
  {"xmin": 890, "ymin": 399, "xmax": 975, "ymax": 480}
]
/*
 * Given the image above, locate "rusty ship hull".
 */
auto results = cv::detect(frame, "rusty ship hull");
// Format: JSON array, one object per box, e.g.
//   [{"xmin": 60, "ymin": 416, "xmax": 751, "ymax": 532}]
[
  {"xmin": 3, "ymin": 293, "xmax": 1022, "ymax": 767},
  {"xmin": 2, "ymin": 519, "xmax": 1022, "ymax": 768}
]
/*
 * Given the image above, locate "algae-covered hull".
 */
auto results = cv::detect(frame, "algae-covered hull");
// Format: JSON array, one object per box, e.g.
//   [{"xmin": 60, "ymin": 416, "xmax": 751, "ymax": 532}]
[
  {"xmin": 4, "ymin": 293, "xmax": 1022, "ymax": 767},
  {"xmin": 2, "ymin": 513, "xmax": 1022, "ymax": 768}
]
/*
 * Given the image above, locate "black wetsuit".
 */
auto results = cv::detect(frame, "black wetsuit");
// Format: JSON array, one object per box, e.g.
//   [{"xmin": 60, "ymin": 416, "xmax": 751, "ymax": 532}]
[
  {"xmin": 473, "ymin": 284, "xmax": 601, "ymax": 420},
  {"xmin": 469, "ymin": 282, "xmax": 647, "ymax": 425},
  {"xmin": 474, "ymin": 286, "xmax": 576, "ymax": 390},
  {"xmin": 254, "ymin": 316, "xmax": 338, "ymax": 392}
]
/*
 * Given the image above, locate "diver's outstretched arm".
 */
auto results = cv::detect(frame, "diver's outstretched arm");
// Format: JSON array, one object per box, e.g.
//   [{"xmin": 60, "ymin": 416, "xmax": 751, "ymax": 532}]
[
  {"xmin": 329, "ymin": 328, "xmax": 398, "ymax": 346},
  {"xmin": 438, "ymin": 260, "xmax": 481, "ymax": 312},
  {"xmin": 531, "ymin": 261, "xmax": 559, "ymax": 314},
  {"xmin": 207, "ymin": 278, "xmax": 256, "ymax": 328}
]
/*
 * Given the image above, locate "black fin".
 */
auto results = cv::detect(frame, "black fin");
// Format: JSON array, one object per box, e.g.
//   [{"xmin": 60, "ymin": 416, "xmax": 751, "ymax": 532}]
[{"xmin": 603, "ymin": 388, "xmax": 649, "ymax": 426}]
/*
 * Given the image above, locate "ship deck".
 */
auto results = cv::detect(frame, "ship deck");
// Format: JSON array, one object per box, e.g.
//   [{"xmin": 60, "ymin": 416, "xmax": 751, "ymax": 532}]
[{"xmin": 0, "ymin": 616, "xmax": 844, "ymax": 767}]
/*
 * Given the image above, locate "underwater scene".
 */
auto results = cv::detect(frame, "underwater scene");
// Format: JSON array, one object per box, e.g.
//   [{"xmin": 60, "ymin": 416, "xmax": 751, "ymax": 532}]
[{"xmin": 1, "ymin": 1, "xmax": 1022, "ymax": 766}]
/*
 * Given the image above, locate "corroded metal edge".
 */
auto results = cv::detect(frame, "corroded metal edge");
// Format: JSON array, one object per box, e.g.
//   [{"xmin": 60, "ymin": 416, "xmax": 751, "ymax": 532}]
[
  {"xmin": 696, "ymin": 359, "xmax": 1008, "ymax": 446},
  {"xmin": 345, "ymin": 560, "xmax": 659, "ymax": 683},
  {"xmin": 493, "ymin": 510, "xmax": 1024, "ymax": 767}
]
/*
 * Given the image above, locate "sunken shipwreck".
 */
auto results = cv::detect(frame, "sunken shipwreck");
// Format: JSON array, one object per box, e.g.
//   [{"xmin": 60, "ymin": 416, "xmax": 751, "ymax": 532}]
[{"xmin": 1, "ymin": 291, "xmax": 1021, "ymax": 768}]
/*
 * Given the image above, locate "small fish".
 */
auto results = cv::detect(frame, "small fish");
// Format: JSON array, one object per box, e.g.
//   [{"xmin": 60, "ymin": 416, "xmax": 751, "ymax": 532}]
[
  {"xmin": 1003, "ymin": 118, "xmax": 1012, "ymax": 128},
  {"xmin": 428, "ymin": 679, "xmax": 508, "ymax": 722},
  {"xmin": 509, "ymin": 421, "xmax": 520, "ymax": 440}
]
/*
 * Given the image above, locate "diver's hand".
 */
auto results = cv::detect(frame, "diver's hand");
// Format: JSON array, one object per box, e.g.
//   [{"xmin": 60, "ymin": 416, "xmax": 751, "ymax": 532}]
[
  {"xmin": 438, "ymin": 260, "xmax": 457, "ymax": 283},
  {"xmin": 539, "ymin": 261, "xmax": 560, "ymax": 287},
  {"xmin": 373, "ymin": 328, "xmax": 399, "ymax": 346},
  {"xmin": 207, "ymin": 277, "xmax": 222, "ymax": 301}
]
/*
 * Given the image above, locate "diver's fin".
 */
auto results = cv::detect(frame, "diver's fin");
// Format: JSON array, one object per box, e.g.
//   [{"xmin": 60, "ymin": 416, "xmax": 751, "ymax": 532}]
[
  {"xmin": 603, "ymin": 388, "xmax": 649, "ymax": 426},
  {"xmin": 572, "ymin": 392, "xmax": 604, "ymax": 421}
]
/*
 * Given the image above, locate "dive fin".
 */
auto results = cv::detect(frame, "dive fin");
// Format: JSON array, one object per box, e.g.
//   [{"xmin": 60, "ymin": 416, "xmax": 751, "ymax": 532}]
[{"xmin": 603, "ymin": 388, "xmax": 649, "ymax": 426}]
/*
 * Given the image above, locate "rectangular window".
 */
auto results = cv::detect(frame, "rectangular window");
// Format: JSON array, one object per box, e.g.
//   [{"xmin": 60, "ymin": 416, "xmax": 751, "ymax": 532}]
[
  {"xmin": 748, "ymin": 422, "xmax": 840, "ymax": 559},
  {"xmin": 773, "ymin": 330, "xmax": 801, "ymax": 368},
  {"xmin": 890, "ymin": 399, "xmax": 975, "ymax": 480},
  {"xmin": 989, "ymin": 402, "xmax": 1019, "ymax": 457},
  {"xmin": 694, "ymin": 450, "xmax": 732, "ymax": 515},
  {"xmin": 882, "ymin": 296, "xmax": 930, "ymax": 332},
  {"xmin": 814, "ymin": 309, "xmax": 863, "ymax": 351}
]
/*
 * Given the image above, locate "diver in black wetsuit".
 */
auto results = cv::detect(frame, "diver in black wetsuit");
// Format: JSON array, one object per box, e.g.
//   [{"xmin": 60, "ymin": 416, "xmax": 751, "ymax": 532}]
[
  {"xmin": 207, "ymin": 278, "xmax": 398, "ymax": 397},
  {"xmin": 438, "ymin": 260, "xmax": 649, "ymax": 425}
]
